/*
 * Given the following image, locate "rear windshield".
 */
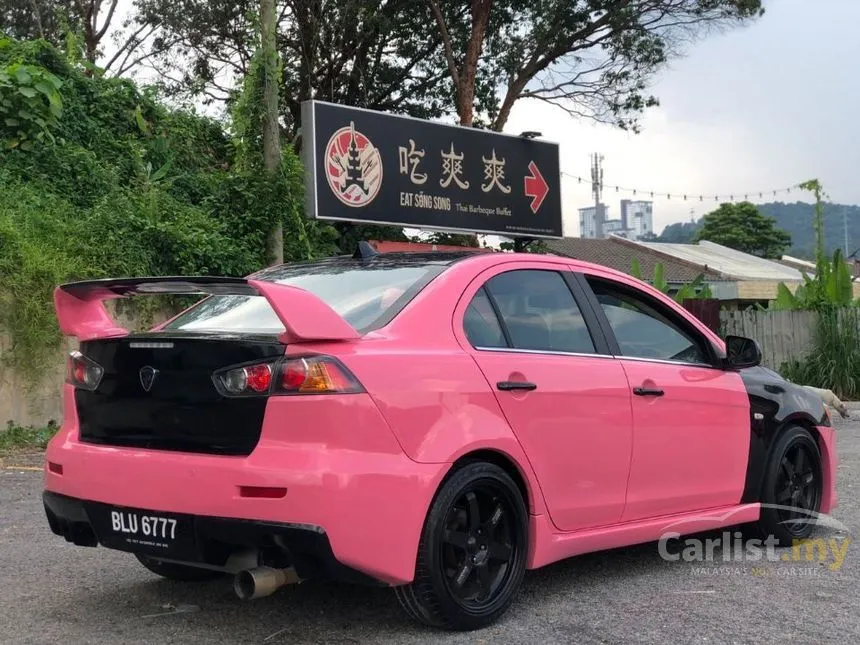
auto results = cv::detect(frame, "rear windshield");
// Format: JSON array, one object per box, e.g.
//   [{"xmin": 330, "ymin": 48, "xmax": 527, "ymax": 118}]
[{"xmin": 161, "ymin": 260, "xmax": 448, "ymax": 335}]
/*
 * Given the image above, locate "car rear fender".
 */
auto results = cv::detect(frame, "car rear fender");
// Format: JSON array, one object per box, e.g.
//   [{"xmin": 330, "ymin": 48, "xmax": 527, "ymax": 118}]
[{"xmin": 335, "ymin": 348, "xmax": 549, "ymax": 517}]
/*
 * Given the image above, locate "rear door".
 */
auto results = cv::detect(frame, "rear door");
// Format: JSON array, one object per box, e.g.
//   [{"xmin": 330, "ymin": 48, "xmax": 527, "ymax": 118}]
[
  {"xmin": 455, "ymin": 263, "xmax": 633, "ymax": 532},
  {"xmin": 577, "ymin": 272, "xmax": 750, "ymax": 522}
]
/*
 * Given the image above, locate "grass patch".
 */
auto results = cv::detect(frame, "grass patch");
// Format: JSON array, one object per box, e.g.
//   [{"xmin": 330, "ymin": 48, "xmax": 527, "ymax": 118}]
[{"xmin": 0, "ymin": 421, "xmax": 59, "ymax": 452}]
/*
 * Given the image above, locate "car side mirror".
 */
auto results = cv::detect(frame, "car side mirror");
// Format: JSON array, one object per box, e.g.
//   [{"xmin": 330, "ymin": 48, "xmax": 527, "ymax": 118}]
[{"xmin": 724, "ymin": 335, "xmax": 762, "ymax": 369}]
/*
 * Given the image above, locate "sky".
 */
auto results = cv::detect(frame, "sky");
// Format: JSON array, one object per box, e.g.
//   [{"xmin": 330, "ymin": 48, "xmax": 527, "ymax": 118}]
[
  {"xmin": 503, "ymin": 0, "xmax": 860, "ymax": 237},
  {"xmin": 105, "ymin": 0, "xmax": 858, "ymax": 239}
]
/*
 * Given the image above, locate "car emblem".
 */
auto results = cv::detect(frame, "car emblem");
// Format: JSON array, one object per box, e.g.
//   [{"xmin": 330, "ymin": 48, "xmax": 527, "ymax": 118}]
[{"xmin": 139, "ymin": 366, "xmax": 159, "ymax": 392}]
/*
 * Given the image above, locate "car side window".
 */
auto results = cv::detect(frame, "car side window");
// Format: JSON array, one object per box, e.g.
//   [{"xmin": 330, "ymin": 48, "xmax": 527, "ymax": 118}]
[
  {"xmin": 587, "ymin": 277, "xmax": 709, "ymax": 364},
  {"xmin": 480, "ymin": 270, "xmax": 596, "ymax": 354},
  {"xmin": 463, "ymin": 288, "xmax": 507, "ymax": 348}
]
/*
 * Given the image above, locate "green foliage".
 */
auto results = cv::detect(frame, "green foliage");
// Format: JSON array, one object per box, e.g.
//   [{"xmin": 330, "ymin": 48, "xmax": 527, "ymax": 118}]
[
  {"xmin": 655, "ymin": 219, "xmax": 701, "ymax": 243},
  {"xmin": 768, "ymin": 183, "xmax": 857, "ymax": 312},
  {"xmin": 133, "ymin": 1, "xmax": 761, "ymax": 134},
  {"xmin": 326, "ymin": 222, "xmax": 408, "ymax": 255},
  {"xmin": 694, "ymin": 201, "xmax": 791, "ymax": 259},
  {"xmin": 652, "ymin": 262, "xmax": 667, "ymax": 293},
  {"xmin": 497, "ymin": 239, "xmax": 549, "ymax": 253},
  {"xmin": 0, "ymin": 36, "xmax": 331, "ymax": 375},
  {"xmin": 769, "ymin": 249, "xmax": 854, "ymax": 312},
  {"xmin": 0, "ymin": 2, "xmax": 90, "ymax": 48},
  {"xmin": 800, "ymin": 178, "xmax": 827, "ymax": 263},
  {"xmin": 780, "ymin": 308, "xmax": 860, "ymax": 400},
  {"xmin": 138, "ymin": 0, "xmax": 452, "ymax": 135},
  {"xmin": 656, "ymin": 199, "xmax": 860, "ymax": 260},
  {"xmin": 0, "ymin": 37, "xmax": 64, "ymax": 149},
  {"xmin": 628, "ymin": 260, "xmax": 712, "ymax": 303},
  {"xmin": 0, "ymin": 420, "xmax": 59, "ymax": 452}
]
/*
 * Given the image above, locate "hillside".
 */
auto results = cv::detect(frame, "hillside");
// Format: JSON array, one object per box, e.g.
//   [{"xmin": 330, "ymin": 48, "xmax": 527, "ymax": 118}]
[
  {"xmin": 657, "ymin": 201, "xmax": 860, "ymax": 258},
  {"xmin": 0, "ymin": 36, "xmax": 340, "ymax": 374}
]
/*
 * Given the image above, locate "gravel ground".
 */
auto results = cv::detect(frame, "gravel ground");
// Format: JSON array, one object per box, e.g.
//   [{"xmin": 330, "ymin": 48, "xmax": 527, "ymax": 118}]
[{"xmin": 2, "ymin": 414, "xmax": 859, "ymax": 645}]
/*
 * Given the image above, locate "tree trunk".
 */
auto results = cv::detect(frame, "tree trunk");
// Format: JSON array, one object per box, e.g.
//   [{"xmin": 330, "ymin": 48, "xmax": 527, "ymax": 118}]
[
  {"xmin": 261, "ymin": 0, "xmax": 283, "ymax": 265},
  {"xmin": 457, "ymin": 0, "xmax": 492, "ymax": 127},
  {"xmin": 492, "ymin": 75, "xmax": 529, "ymax": 132}
]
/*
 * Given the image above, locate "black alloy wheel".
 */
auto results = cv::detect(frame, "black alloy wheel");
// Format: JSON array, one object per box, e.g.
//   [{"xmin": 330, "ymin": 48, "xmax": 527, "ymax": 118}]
[
  {"xmin": 773, "ymin": 440, "xmax": 822, "ymax": 535},
  {"xmin": 758, "ymin": 425, "xmax": 823, "ymax": 545},
  {"xmin": 441, "ymin": 485, "xmax": 516, "ymax": 607},
  {"xmin": 395, "ymin": 461, "xmax": 528, "ymax": 630}
]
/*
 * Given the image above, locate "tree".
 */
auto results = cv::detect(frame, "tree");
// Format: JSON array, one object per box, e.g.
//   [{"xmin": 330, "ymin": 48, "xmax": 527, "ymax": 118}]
[
  {"xmin": 498, "ymin": 238, "xmax": 548, "ymax": 253},
  {"xmin": 426, "ymin": 0, "xmax": 764, "ymax": 130},
  {"xmin": 131, "ymin": 1, "xmax": 452, "ymax": 135},
  {"xmin": 423, "ymin": 231, "xmax": 481, "ymax": 247},
  {"xmin": 260, "ymin": 0, "xmax": 282, "ymax": 265},
  {"xmin": 1, "ymin": 1, "xmax": 83, "ymax": 44},
  {"xmin": 694, "ymin": 202, "xmax": 791, "ymax": 259},
  {"xmin": 1, "ymin": 0, "xmax": 168, "ymax": 76},
  {"xmin": 1, "ymin": 1, "xmax": 122, "ymax": 63}
]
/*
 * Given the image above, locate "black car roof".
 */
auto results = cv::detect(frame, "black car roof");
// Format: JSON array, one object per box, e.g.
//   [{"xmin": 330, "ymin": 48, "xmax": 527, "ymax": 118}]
[{"xmin": 251, "ymin": 250, "xmax": 480, "ymax": 280}]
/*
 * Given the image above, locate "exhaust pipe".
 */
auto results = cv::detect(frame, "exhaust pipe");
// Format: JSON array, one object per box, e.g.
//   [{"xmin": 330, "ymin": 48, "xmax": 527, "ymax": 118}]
[{"xmin": 234, "ymin": 566, "xmax": 300, "ymax": 600}]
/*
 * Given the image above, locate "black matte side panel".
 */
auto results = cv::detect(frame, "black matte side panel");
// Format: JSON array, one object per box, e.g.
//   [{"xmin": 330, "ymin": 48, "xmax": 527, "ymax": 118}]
[{"xmin": 739, "ymin": 366, "xmax": 829, "ymax": 503}]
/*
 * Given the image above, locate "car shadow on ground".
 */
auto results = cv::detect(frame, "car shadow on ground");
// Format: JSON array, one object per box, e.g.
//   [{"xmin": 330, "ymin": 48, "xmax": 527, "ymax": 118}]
[{"xmin": 65, "ymin": 538, "xmax": 681, "ymax": 642}]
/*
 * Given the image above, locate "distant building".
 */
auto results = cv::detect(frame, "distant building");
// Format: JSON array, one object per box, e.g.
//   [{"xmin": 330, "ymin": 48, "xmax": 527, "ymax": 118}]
[
  {"xmin": 580, "ymin": 200, "xmax": 654, "ymax": 240},
  {"xmin": 603, "ymin": 218, "xmax": 627, "ymax": 236},
  {"xmin": 620, "ymin": 200, "xmax": 654, "ymax": 240},
  {"xmin": 578, "ymin": 204, "xmax": 605, "ymax": 239}
]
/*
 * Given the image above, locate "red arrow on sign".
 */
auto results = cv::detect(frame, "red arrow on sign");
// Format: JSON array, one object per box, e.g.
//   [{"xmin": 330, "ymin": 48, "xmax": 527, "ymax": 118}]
[{"xmin": 524, "ymin": 161, "xmax": 549, "ymax": 213}]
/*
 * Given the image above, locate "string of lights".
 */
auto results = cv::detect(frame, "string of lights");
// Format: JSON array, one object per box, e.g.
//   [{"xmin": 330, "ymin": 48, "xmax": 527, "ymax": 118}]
[{"xmin": 560, "ymin": 171, "xmax": 803, "ymax": 203}]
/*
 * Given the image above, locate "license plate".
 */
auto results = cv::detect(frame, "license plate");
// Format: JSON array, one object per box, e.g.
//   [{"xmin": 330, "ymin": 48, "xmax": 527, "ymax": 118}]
[
  {"xmin": 85, "ymin": 503, "xmax": 196, "ymax": 559},
  {"xmin": 110, "ymin": 510, "xmax": 178, "ymax": 543}
]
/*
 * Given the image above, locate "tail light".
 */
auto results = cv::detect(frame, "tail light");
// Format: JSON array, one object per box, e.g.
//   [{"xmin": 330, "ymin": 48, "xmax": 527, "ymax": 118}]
[
  {"xmin": 213, "ymin": 355, "xmax": 363, "ymax": 397},
  {"xmin": 67, "ymin": 351, "xmax": 104, "ymax": 391}
]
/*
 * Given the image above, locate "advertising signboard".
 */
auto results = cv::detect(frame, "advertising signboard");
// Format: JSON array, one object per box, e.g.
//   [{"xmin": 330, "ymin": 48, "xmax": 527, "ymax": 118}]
[{"xmin": 301, "ymin": 100, "xmax": 563, "ymax": 238}]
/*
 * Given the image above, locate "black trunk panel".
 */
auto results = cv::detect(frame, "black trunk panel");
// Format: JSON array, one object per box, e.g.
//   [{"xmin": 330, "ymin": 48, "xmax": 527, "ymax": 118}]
[{"xmin": 75, "ymin": 335, "xmax": 285, "ymax": 456}]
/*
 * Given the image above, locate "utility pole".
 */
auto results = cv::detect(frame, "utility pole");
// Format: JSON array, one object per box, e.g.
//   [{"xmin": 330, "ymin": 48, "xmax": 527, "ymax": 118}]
[
  {"xmin": 844, "ymin": 206, "xmax": 849, "ymax": 255},
  {"xmin": 591, "ymin": 153, "xmax": 604, "ymax": 238}
]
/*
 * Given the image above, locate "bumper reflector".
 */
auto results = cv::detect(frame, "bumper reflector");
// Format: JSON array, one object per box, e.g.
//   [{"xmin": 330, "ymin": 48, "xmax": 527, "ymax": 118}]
[{"xmin": 238, "ymin": 486, "xmax": 287, "ymax": 499}]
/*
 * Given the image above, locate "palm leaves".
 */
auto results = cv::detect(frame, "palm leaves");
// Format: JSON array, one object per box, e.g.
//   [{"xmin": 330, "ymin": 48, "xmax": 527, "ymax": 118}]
[{"xmin": 629, "ymin": 260, "xmax": 712, "ymax": 303}]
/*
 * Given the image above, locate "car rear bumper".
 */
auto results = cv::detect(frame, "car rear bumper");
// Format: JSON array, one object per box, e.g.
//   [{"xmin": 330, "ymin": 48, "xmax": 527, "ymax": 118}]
[
  {"xmin": 43, "ymin": 387, "xmax": 448, "ymax": 585},
  {"xmin": 43, "ymin": 491, "xmax": 381, "ymax": 584}
]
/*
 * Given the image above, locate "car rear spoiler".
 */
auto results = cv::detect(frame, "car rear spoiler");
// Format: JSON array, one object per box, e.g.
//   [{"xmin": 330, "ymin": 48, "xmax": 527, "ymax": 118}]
[{"xmin": 54, "ymin": 276, "xmax": 360, "ymax": 344}]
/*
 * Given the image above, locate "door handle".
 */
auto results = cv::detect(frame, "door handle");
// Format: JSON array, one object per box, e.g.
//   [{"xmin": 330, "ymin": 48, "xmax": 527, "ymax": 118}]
[
  {"xmin": 497, "ymin": 381, "xmax": 537, "ymax": 392},
  {"xmin": 633, "ymin": 387, "xmax": 664, "ymax": 397}
]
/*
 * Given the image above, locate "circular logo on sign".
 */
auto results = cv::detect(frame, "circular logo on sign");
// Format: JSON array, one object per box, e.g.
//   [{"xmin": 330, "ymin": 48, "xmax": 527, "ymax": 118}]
[{"xmin": 324, "ymin": 121, "xmax": 383, "ymax": 207}]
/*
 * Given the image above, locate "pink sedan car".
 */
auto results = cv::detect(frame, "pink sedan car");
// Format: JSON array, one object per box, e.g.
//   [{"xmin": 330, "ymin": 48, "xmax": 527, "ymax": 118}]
[{"xmin": 43, "ymin": 245, "xmax": 837, "ymax": 630}]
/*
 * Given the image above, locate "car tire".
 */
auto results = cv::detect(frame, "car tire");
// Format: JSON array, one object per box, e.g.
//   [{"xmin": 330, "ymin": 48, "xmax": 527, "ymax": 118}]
[
  {"xmin": 757, "ymin": 425, "xmax": 823, "ymax": 546},
  {"xmin": 135, "ymin": 554, "xmax": 224, "ymax": 582},
  {"xmin": 394, "ymin": 461, "xmax": 528, "ymax": 631}
]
